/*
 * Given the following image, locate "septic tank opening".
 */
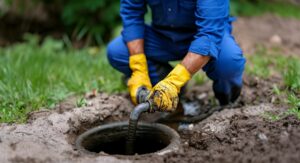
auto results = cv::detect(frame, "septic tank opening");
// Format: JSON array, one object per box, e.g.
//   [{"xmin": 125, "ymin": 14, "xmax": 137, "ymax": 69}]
[{"xmin": 75, "ymin": 122, "xmax": 180, "ymax": 155}]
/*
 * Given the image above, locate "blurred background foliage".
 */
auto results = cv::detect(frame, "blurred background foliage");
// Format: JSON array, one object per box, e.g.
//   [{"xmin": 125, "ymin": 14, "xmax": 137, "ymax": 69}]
[
  {"xmin": 0, "ymin": 0, "xmax": 299, "ymax": 47},
  {"xmin": 61, "ymin": 0, "xmax": 120, "ymax": 45},
  {"xmin": 0, "ymin": 0, "xmax": 121, "ymax": 47}
]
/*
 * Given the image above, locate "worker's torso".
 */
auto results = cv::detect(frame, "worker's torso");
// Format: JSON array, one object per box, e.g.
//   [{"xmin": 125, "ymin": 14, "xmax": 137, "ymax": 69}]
[
  {"xmin": 147, "ymin": 0, "xmax": 198, "ymax": 42},
  {"xmin": 148, "ymin": 0, "xmax": 196, "ymax": 29}
]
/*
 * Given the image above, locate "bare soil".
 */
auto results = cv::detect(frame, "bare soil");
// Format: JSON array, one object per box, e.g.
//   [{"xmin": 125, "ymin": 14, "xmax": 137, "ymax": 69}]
[
  {"xmin": 135, "ymin": 114, "xmax": 300, "ymax": 163},
  {"xmin": 233, "ymin": 14, "xmax": 300, "ymax": 56},
  {"xmin": 0, "ymin": 94, "xmax": 133, "ymax": 163},
  {"xmin": 1, "ymin": 15, "xmax": 300, "ymax": 163},
  {"xmin": 1, "ymin": 74, "xmax": 299, "ymax": 163}
]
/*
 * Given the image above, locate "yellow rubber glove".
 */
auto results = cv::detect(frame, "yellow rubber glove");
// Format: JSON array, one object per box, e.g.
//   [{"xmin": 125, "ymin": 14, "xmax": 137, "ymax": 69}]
[
  {"xmin": 148, "ymin": 64, "xmax": 191, "ymax": 112},
  {"xmin": 128, "ymin": 54, "xmax": 152, "ymax": 105}
]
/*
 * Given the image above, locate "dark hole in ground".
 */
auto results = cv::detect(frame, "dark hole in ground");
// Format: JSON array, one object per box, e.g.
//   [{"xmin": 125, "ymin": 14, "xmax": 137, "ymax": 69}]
[
  {"xmin": 82, "ymin": 135, "xmax": 167, "ymax": 155},
  {"xmin": 76, "ymin": 123, "xmax": 172, "ymax": 155}
]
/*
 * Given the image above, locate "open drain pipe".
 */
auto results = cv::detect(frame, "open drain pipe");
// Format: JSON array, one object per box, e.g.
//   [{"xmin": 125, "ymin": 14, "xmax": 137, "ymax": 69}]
[
  {"xmin": 126, "ymin": 101, "xmax": 151, "ymax": 155},
  {"xmin": 75, "ymin": 87, "xmax": 180, "ymax": 155}
]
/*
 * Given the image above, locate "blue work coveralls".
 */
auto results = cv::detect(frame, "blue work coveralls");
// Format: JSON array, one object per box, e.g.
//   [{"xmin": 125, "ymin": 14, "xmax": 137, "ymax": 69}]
[{"xmin": 107, "ymin": 0, "xmax": 246, "ymax": 105}]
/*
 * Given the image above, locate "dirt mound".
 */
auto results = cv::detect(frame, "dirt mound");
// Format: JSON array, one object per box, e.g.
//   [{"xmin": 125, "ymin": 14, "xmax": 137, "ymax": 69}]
[
  {"xmin": 233, "ymin": 14, "xmax": 300, "ymax": 56},
  {"xmin": 166, "ymin": 115, "xmax": 300, "ymax": 163},
  {"xmin": 131, "ymin": 105, "xmax": 299, "ymax": 163},
  {"xmin": 0, "ymin": 93, "xmax": 132, "ymax": 163}
]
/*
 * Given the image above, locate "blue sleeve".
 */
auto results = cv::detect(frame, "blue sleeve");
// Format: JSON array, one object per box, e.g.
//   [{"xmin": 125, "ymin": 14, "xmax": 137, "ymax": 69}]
[
  {"xmin": 120, "ymin": 0, "xmax": 147, "ymax": 42},
  {"xmin": 188, "ymin": 0, "xmax": 229, "ymax": 59}
]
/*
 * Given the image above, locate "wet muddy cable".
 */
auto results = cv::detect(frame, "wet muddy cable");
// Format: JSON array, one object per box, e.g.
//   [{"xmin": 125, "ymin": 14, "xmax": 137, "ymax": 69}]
[{"xmin": 126, "ymin": 102, "xmax": 151, "ymax": 155}]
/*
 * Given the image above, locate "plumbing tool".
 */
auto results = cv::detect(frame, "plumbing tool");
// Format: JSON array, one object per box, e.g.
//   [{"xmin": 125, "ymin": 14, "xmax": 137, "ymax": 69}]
[
  {"xmin": 126, "ymin": 102, "xmax": 151, "ymax": 154},
  {"xmin": 126, "ymin": 86, "xmax": 153, "ymax": 154}
]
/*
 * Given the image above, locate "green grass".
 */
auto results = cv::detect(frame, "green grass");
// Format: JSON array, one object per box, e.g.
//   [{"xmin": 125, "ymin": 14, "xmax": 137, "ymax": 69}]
[
  {"xmin": 286, "ymin": 93, "xmax": 300, "ymax": 119},
  {"xmin": 245, "ymin": 48, "xmax": 272, "ymax": 78},
  {"xmin": 283, "ymin": 60, "xmax": 300, "ymax": 92},
  {"xmin": 0, "ymin": 35, "xmax": 125, "ymax": 123},
  {"xmin": 231, "ymin": 0, "xmax": 300, "ymax": 19},
  {"xmin": 264, "ymin": 93, "xmax": 300, "ymax": 121},
  {"xmin": 263, "ymin": 112, "xmax": 281, "ymax": 121},
  {"xmin": 246, "ymin": 47, "xmax": 300, "ymax": 92},
  {"xmin": 246, "ymin": 47, "xmax": 300, "ymax": 119}
]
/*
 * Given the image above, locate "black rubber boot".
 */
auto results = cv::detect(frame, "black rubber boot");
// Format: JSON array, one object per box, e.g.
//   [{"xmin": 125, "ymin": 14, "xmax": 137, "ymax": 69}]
[{"xmin": 214, "ymin": 86, "xmax": 242, "ymax": 106}]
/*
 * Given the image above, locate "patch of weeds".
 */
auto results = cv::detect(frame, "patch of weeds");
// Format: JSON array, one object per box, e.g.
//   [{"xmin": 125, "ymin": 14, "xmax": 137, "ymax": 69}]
[
  {"xmin": 272, "ymin": 84, "xmax": 281, "ymax": 96},
  {"xmin": 0, "ymin": 35, "xmax": 125, "ymax": 123},
  {"xmin": 286, "ymin": 93, "xmax": 300, "ymax": 119},
  {"xmin": 245, "ymin": 48, "xmax": 272, "ymax": 78},
  {"xmin": 76, "ymin": 97, "xmax": 88, "ymax": 107},
  {"xmin": 0, "ymin": 102, "xmax": 28, "ymax": 123},
  {"xmin": 283, "ymin": 60, "xmax": 300, "ymax": 92},
  {"xmin": 263, "ymin": 93, "xmax": 300, "ymax": 121},
  {"xmin": 263, "ymin": 112, "xmax": 281, "ymax": 121},
  {"xmin": 247, "ymin": 47, "xmax": 300, "ymax": 120},
  {"xmin": 271, "ymin": 54, "xmax": 289, "ymax": 70},
  {"xmin": 246, "ymin": 47, "xmax": 300, "ymax": 84}
]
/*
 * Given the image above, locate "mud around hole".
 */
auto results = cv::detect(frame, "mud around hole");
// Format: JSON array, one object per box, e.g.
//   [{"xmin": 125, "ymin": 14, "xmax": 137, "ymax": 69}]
[{"xmin": 1, "ymin": 74, "xmax": 299, "ymax": 163}]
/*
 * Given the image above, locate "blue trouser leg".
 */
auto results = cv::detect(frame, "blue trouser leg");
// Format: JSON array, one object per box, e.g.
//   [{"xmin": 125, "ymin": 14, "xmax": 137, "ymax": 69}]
[
  {"xmin": 107, "ymin": 25, "xmax": 246, "ymax": 105},
  {"xmin": 203, "ymin": 31, "xmax": 246, "ymax": 105}
]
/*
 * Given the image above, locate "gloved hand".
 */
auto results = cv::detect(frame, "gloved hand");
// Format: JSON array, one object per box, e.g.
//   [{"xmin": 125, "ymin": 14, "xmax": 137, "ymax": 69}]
[
  {"xmin": 128, "ymin": 54, "xmax": 152, "ymax": 105},
  {"xmin": 148, "ymin": 64, "xmax": 191, "ymax": 112}
]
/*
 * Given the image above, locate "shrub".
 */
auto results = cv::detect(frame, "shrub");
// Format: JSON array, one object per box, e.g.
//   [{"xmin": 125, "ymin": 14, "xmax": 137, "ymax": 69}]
[
  {"xmin": 61, "ymin": 0, "xmax": 121, "ymax": 45},
  {"xmin": 1, "ymin": 0, "xmax": 121, "ymax": 46}
]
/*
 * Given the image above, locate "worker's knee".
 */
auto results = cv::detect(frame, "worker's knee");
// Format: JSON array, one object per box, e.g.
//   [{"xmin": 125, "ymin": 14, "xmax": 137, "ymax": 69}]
[
  {"xmin": 206, "ymin": 35, "xmax": 246, "ymax": 81},
  {"xmin": 218, "ymin": 54, "xmax": 245, "ymax": 79},
  {"xmin": 106, "ymin": 36, "xmax": 129, "ymax": 71},
  {"xmin": 107, "ymin": 39, "xmax": 119, "ymax": 68}
]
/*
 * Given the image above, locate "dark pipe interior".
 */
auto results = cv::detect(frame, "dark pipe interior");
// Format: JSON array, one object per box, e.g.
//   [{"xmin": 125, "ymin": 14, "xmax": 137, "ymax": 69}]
[{"xmin": 79, "ymin": 124, "xmax": 171, "ymax": 155}]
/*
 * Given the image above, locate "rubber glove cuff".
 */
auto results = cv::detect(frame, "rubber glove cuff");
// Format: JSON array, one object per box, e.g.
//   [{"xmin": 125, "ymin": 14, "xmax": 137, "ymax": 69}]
[
  {"xmin": 128, "ymin": 54, "xmax": 152, "ymax": 105},
  {"xmin": 148, "ymin": 64, "xmax": 191, "ymax": 112}
]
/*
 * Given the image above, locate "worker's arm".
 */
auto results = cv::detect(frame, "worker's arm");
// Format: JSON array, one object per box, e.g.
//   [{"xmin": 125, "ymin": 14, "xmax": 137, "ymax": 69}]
[
  {"xmin": 120, "ymin": 0, "xmax": 147, "ymax": 43},
  {"xmin": 127, "ymin": 39, "xmax": 144, "ymax": 56},
  {"xmin": 181, "ymin": 52, "xmax": 210, "ymax": 75},
  {"xmin": 148, "ymin": 0, "xmax": 229, "ymax": 111},
  {"xmin": 120, "ymin": 0, "xmax": 147, "ymax": 55},
  {"xmin": 121, "ymin": 0, "xmax": 151, "ymax": 105}
]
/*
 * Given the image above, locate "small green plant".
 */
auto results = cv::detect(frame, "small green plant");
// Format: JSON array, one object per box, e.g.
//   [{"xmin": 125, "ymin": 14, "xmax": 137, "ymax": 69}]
[
  {"xmin": 286, "ymin": 93, "xmax": 300, "ymax": 119},
  {"xmin": 272, "ymin": 84, "xmax": 281, "ymax": 96},
  {"xmin": 245, "ymin": 48, "xmax": 272, "ymax": 78},
  {"xmin": 0, "ymin": 102, "xmax": 27, "ymax": 123},
  {"xmin": 263, "ymin": 112, "xmax": 281, "ymax": 121},
  {"xmin": 284, "ymin": 60, "xmax": 300, "ymax": 92},
  {"xmin": 76, "ymin": 97, "xmax": 88, "ymax": 107}
]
